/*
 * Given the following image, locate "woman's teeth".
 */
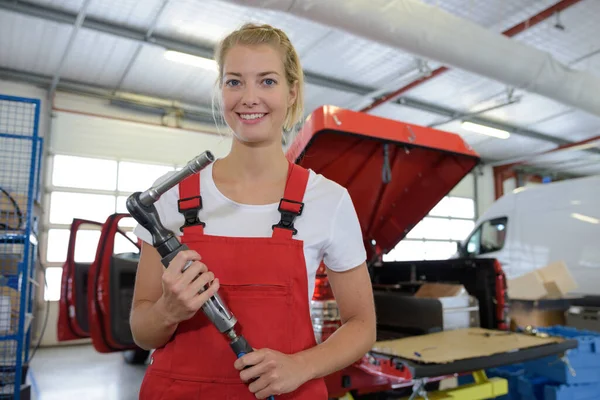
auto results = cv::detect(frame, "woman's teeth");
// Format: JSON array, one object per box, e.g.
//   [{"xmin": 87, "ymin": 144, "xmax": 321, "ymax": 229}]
[{"xmin": 240, "ymin": 113, "xmax": 265, "ymax": 120}]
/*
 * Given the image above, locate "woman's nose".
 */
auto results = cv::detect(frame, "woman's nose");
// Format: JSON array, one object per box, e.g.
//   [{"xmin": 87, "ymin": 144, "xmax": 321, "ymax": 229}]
[{"xmin": 241, "ymin": 86, "xmax": 259, "ymax": 106}]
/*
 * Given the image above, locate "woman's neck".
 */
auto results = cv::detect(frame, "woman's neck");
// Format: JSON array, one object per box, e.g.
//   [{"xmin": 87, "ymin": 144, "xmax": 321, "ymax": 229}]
[{"xmin": 217, "ymin": 138, "xmax": 289, "ymax": 183}]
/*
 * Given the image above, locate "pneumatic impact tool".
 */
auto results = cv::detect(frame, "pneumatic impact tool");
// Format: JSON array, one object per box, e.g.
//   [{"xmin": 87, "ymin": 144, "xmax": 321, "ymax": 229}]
[{"xmin": 126, "ymin": 151, "xmax": 274, "ymax": 400}]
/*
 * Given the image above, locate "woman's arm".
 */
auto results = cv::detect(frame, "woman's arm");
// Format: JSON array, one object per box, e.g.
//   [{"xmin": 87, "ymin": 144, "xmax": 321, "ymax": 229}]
[
  {"xmin": 129, "ymin": 242, "xmax": 177, "ymax": 350},
  {"xmin": 130, "ymin": 242, "xmax": 219, "ymax": 350},
  {"xmin": 296, "ymin": 261, "xmax": 376, "ymax": 377}
]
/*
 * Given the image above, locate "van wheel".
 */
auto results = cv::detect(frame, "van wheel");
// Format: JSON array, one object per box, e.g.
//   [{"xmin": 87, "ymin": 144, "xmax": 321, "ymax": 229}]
[{"xmin": 123, "ymin": 348, "xmax": 150, "ymax": 365}]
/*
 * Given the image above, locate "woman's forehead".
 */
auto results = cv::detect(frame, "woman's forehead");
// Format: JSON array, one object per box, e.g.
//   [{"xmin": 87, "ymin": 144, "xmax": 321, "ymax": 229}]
[{"xmin": 223, "ymin": 44, "xmax": 285, "ymax": 75}]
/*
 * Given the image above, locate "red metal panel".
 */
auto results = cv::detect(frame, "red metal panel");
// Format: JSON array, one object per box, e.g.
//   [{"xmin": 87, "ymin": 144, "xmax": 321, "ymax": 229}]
[
  {"xmin": 287, "ymin": 106, "xmax": 479, "ymax": 259},
  {"xmin": 288, "ymin": 106, "xmax": 479, "ymax": 160}
]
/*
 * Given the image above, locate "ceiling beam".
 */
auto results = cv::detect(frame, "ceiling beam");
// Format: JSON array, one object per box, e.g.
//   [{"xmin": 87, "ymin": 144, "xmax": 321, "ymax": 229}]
[
  {"xmin": 49, "ymin": 0, "xmax": 92, "ymax": 99},
  {"xmin": 113, "ymin": 0, "xmax": 171, "ymax": 92},
  {"xmin": 0, "ymin": 0, "xmax": 214, "ymax": 59},
  {"xmin": 491, "ymin": 135, "xmax": 600, "ymax": 167},
  {"xmin": 0, "ymin": 0, "xmax": 587, "ymax": 150}
]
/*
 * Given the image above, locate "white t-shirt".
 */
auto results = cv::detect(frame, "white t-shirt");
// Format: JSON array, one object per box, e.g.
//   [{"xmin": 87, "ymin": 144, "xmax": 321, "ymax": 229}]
[{"xmin": 133, "ymin": 162, "xmax": 367, "ymax": 300}]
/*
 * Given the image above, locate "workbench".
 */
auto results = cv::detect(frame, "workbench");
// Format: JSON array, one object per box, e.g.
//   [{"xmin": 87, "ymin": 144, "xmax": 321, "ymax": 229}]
[{"xmin": 361, "ymin": 328, "xmax": 579, "ymax": 400}]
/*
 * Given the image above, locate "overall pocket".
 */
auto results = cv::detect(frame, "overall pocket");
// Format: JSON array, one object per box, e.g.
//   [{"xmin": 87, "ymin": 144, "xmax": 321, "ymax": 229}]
[
  {"xmin": 219, "ymin": 283, "xmax": 293, "ymax": 354},
  {"xmin": 170, "ymin": 283, "xmax": 293, "ymax": 382}
]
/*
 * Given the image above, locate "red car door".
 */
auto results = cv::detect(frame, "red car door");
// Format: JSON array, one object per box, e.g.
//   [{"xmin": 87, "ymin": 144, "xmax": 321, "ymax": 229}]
[
  {"xmin": 57, "ymin": 218, "xmax": 102, "ymax": 341},
  {"xmin": 88, "ymin": 213, "xmax": 142, "ymax": 353}
]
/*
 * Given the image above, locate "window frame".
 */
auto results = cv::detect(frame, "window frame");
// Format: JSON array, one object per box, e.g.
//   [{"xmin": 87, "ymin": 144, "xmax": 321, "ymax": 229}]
[
  {"xmin": 42, "ymin": 153, "xmax": 178, "ymax": 301},
  {"xmin": 385, "ymin": 195, "xmax": 477, "ymax": 262},
  {"xmin": 463, "ymin": 216, "xmax": 508, "ymax": 257}
]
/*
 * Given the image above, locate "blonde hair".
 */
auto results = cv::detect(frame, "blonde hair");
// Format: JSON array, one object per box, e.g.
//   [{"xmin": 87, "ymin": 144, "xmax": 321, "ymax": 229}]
[{"xmin": 212, "ymin": 23, "xmax": 305, "ymax": 134}]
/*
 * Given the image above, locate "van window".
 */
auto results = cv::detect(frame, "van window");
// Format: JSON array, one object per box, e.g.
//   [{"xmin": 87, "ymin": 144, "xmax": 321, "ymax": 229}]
[{"xmin": 465, "ymin": 217, "xmax": 508, "ymax": 256}]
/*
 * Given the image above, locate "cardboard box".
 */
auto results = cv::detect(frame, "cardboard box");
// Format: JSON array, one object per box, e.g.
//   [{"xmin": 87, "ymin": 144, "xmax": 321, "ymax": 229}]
[
  {"xmin": 507, "ymin": 261, "xmax": 577, "ymax": 300},
  {"xmin": 508, "ymin": 299, "xmax": 570, "ymax": 330},
  {"xmin": 0, "ymin": 285, "xmax": 21, "ymax": 334},
  {"xmin": 415, "ymin": 283, "xmax": 466, "ymax": 298},
  {"xmin": 0, "ymin": 256, "xmax": 20, "ymax": 276}
]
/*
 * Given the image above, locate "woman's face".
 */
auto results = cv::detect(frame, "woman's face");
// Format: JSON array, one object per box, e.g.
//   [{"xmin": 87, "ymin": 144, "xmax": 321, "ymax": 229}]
[{"xmin": 221, "ymin": 44, "xmax": 297, "ymax": 145}]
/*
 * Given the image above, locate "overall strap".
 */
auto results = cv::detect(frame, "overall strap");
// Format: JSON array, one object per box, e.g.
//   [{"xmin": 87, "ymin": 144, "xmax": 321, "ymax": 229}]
[
  {"xmin": 272, "ymin": 162, "xmax": 309, "ymax": 239},
  {"xmin": 178, "ymin": 173, "xmax": 205, "ymax": 234}
]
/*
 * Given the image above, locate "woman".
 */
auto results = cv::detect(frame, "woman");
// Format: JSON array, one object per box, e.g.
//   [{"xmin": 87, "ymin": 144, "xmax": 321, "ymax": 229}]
[{"xmin": 131, "ymin": 23, "xmax": 376, "ymax": 400}]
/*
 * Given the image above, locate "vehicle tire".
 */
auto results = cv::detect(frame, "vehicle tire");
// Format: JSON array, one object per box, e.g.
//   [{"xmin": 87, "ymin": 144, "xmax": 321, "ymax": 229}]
[{"xmin": 123, "ymin": 348, "xmax": 150, "ymax": 365}]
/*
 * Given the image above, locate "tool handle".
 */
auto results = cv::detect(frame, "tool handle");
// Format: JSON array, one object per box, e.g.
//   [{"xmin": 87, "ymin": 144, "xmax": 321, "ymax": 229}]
[
  {"xmin": 230, "ymin": 336, "xmax": 275, "ymax": 400},
  {"xmin": 230, "ymin": 334, "xmax": 253, "ymax": 358}
]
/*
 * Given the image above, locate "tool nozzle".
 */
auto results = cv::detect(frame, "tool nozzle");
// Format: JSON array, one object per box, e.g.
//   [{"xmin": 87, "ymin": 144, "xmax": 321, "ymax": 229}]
[{"xmin": 138, "ymin": 151, "xmax": 215, "ymax": 207}]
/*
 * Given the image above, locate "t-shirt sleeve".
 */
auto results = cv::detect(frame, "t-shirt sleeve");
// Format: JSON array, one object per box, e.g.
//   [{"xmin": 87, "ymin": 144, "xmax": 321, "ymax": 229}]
[
  {"xmin": 132, "ymin": 171, "xmax": 183, "ymax": 245},
  {"xmin": 322, "ymin": 189, "xmax": 367, "ymax": 272}
]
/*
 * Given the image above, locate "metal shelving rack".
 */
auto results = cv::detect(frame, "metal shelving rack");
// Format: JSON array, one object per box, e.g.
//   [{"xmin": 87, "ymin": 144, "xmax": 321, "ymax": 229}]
[{"xmin": 0, "ymin": 94, "xmax": 43, "ymax": 400}]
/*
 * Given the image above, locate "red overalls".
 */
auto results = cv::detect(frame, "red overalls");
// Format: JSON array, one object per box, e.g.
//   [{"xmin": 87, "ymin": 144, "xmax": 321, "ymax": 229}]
[{"xmin": 139, "ymin": 162, "xmax": 329, "ymax": 400}]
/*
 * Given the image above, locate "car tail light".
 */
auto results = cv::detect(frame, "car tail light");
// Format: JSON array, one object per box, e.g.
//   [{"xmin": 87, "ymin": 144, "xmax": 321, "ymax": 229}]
[
  {"xmin": 311, "ymin": 263, "xmax": 341, "ymax": 343},
  {"xmin": 493, "ymin": 259, "xmax": 509, "ymax": 330}
]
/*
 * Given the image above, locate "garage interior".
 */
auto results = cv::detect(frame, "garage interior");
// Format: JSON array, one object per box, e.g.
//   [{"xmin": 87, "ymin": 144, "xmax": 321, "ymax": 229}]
[{"xmin": 1, "ymin": 0, "xmax": 600, "ymax": 399}]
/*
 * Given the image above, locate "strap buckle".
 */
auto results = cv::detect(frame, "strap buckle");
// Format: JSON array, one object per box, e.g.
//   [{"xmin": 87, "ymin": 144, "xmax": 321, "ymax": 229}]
[
  {"xmin": 272, "ymin": 198, "xmax": 304, "ymax": 235},
  {"xmin": 178, "ymin": 195, "xmax": 205, "ymax": 232}
]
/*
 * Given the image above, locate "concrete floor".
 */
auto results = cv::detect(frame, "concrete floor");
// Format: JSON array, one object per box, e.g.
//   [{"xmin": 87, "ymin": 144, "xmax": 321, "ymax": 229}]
[
  {"xmin": 26, "ymin": 345, "xmax": 458, "ymax": 400},
  {"xmin": 29, "ymin": 344, "xmax": 146, "ymax": 400}
]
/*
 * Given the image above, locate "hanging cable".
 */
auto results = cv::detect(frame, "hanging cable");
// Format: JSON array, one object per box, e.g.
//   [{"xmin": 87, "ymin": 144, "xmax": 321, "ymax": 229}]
[
  {"xmin": 382, "ymin": 143, "xmax": 392, "ymax": 184},
  {"xmin": 0, "ymin": 187, "xmax": 23, "ymax": 230}
]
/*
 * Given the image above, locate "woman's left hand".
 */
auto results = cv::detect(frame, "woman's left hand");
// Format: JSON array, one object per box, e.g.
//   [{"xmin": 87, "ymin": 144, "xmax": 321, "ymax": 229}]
[{"xmin": 234, "ymin": 348, "xmax": 312, "ymax": 399}]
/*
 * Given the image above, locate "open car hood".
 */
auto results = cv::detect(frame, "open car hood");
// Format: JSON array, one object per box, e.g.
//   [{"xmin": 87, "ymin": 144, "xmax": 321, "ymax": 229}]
[{"xmin": 286, "ymin": 106, "xmax": 480, "ymax": 261}]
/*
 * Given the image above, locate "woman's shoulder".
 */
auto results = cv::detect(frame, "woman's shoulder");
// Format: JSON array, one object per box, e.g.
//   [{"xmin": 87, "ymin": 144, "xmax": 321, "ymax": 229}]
[{"xmin": 304, "ymin": 169, "xmax": 351, "ymax": 210}]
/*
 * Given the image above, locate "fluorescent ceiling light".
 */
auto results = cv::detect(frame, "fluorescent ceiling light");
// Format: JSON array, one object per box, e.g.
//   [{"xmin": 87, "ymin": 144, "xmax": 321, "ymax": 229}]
[
  {"xmin": 164, "ymin": 50, "xmax": 218, "ymax": 71},
  {"xmin": 571, "ymin": 213, "xmax": 599, "ymax": 224},
  {"xmin": 461, "ymin": 121, "xmax": 511, "ymax": 139}
]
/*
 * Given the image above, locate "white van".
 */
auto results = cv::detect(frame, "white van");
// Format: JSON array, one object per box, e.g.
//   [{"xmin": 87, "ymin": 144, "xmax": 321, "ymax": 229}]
[{"xmin": 457, "ymin": 175, "xmax": 600, "ymax": 296}]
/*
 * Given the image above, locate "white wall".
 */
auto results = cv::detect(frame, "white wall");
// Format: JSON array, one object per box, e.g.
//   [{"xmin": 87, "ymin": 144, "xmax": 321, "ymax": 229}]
[
  {"xmin": 449, "ymin": 172, "xmax": 474, "ymax": 198},
  {"xmin": 447, "ymin": 165, "xmax": 496, "ymax": 220},
  {"xmin": 475, "ymin": 164, "xmax": 496, "ymax": 219},
  {"xmin": 51, "ymin": 92, "xmax": 233, "ymax": 164}
]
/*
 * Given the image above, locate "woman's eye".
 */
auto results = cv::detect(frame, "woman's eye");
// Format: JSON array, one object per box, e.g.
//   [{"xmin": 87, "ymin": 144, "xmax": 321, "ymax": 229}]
[
  {"xmin": 226, "ymin": 79, "xmax": 240, "ymax": 87},
  {"xmin": 263, "ymin": 78, "xmax": 276, "ymax": 86}
]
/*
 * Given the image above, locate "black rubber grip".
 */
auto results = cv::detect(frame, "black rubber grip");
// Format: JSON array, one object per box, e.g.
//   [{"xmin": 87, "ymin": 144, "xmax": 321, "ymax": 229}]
[{"xmin": 230, "ymin": 335, "xmax": 253, "ymax": 358}]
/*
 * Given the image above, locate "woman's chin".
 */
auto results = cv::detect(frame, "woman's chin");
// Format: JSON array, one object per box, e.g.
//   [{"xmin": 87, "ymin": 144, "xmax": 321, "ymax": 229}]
[{"xmin": 233, "ymin": 130, "xmax": 279, "ymax": 145}]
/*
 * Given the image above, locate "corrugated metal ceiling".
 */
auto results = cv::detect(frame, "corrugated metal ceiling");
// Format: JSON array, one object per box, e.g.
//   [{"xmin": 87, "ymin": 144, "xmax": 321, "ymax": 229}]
[{"xmin": 0, "ymin": 0, "xmax": 598, "ymax": 176}]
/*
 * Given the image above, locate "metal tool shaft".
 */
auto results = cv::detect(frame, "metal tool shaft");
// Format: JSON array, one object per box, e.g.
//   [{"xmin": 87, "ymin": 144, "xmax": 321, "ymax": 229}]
[{"xmin": 138, "ymin": 151, "xmax": 215, "ymax": 207}]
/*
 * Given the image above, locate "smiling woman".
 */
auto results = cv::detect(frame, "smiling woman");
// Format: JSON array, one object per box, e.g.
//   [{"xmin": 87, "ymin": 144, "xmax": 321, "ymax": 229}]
[
  {"xmin": 212, "ymin": 23, "xmax": 305, "ymax": 145},
  {"xmin": 130, "ymin": 23, "xmax": 376, "ymax": 400}
]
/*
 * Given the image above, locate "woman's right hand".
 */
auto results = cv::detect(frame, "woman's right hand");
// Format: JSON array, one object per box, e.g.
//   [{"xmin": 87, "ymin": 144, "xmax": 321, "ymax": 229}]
[{"xmin": 158, "ymin": 250, "xmax": 220, "ymax": 325}]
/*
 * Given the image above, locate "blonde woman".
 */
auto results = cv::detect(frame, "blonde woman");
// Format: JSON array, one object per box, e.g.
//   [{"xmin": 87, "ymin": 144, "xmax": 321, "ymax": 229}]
[{"xmin": 131, "ymin": 23, "xmax": 376, "ymax": 400}]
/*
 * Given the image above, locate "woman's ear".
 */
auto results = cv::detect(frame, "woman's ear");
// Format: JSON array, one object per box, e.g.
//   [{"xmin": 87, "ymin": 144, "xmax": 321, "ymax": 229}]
[{"xmin": 288, "ymin": 80, "xmax": 298, "ymax": 108}]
